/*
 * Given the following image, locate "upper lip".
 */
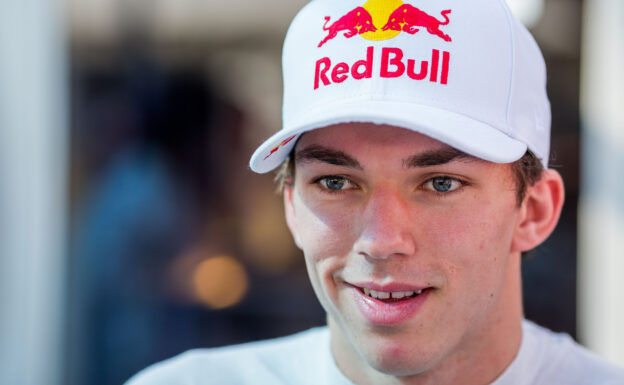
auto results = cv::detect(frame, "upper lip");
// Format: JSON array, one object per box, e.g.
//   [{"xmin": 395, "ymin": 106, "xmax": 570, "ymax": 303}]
[{"xmin": 348, "ymin": 281, "xmax": 433, "ymax": 292}]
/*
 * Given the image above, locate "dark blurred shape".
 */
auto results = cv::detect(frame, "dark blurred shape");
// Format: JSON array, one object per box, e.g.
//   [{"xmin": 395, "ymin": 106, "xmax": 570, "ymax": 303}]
[
  {"xmin": 521, "ymin": 0, "xmax": 583, "ymax": 338},
  {"xmin": 68, "ymin": 46, "xmax": 325, "ymax": 385},
  {"xmin": 69, "ymin": 54, "xmax": 244, "ymax": 385}
]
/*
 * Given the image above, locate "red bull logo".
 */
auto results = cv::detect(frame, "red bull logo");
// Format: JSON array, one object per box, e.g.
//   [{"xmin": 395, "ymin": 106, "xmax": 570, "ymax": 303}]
[
  {"xmin": 314, "ymin": 1, "xmax": 453, "ymax": 90},
  {"xmin": 319, "ymin": 0, "xmax": 452, "ymax": 47}
]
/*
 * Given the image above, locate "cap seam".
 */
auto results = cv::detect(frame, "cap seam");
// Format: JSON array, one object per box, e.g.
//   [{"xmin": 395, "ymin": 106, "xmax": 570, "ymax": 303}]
[{"xmin": 498, "ymin": 0, "xmax": 516, "ymax": 127}]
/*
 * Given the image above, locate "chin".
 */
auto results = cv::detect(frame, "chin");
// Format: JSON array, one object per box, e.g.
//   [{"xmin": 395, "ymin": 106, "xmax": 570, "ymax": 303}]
[
  {"xmin": 358, "ymin": 336, "xmax": 438, "ymax": 377},
  {"xmin": 366, "ymin": 354, "xmax": 430, "ymax": 377}
]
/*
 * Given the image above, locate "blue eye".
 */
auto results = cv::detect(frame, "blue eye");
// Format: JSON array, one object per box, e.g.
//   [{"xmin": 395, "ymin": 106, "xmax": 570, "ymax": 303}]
[
  {"xmin": 317, "ymin": 176, "xmax": 356, "ymax": 192},
  {"xmin": 425, "ymin": 176, "xmax": 463, "ymax": 193},
  {"xmin": 325, "ymin": 177, "xmax": 345, "ymax": 190}
]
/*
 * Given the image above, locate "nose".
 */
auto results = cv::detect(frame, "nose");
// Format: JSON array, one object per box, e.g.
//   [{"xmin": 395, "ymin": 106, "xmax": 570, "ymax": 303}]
[{"xmin": 353, "ymin": 187, "xmax": 417, "ymax": 260}]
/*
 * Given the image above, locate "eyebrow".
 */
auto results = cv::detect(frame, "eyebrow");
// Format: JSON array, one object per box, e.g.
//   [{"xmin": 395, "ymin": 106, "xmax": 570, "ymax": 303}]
[
  {"xmin": 403, "ymin": 147, "xmax": 475, "ymax": 168},
  {"xmin": 295, "ymin": 145, "xmax": 363, "ymax": 169},
  {"xmin": 294, "ymin": 144, "xmax": 475, "ymax": 170}
]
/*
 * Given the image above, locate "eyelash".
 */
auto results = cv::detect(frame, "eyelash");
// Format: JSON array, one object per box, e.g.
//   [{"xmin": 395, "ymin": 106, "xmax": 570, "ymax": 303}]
[{"xmin": 312, "ymin": 175, "xmax": 468, "ymax": 196}]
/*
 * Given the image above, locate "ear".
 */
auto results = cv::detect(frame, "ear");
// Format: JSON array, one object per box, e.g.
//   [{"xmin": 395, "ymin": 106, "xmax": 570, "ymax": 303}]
[
  {"xmin": 511, "ymin": 169, "xmax": 565, "ymax": 253},
  {"xmin": 283, "ymin": 184, "xmax": 303, "ymax": 249}
]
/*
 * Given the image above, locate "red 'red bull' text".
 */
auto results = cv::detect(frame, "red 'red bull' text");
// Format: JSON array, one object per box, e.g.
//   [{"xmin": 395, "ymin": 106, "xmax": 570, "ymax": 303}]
[{"xmin": 314, "ymin": 46, "xmax": 450, "ymax": 90}]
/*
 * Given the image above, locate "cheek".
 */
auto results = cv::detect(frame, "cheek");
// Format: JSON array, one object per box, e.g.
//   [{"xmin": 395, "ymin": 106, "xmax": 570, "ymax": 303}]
[
  {"xmin": 293, "ymin": 191, "xmax": 357, "ymax": 262},
  {"xmin": 422, "ymin": 197, "xmax": 518, "ymax": 290},
  {"xmin": 428, "ymin": 210, "xmax": 513, "ymax": 257},
  {"xmin": 292, "ymin": 191, "xmax": 356, "ymax": 309}
]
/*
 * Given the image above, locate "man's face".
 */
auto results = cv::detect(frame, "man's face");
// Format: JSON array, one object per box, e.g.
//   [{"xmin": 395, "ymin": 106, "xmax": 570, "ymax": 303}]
[{"xmin": 284, "ymin": 123, "xmax": 525, "ymax": 378}]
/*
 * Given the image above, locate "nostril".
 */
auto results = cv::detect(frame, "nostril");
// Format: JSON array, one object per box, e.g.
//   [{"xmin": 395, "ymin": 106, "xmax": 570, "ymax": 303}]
[{"xmin": 356, "ymin": 241, "xmax": 415, "ymax": 261}]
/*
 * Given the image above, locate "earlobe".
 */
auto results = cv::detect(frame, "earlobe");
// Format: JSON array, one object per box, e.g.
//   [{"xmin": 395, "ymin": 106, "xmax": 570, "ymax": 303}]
[
  {"xmin": 511, "ymin": 170, "xmax": 565, "ymax": 253},
  {"xmin": 284, "ymin": 185, "xmax": 303, "ymax": 249}
]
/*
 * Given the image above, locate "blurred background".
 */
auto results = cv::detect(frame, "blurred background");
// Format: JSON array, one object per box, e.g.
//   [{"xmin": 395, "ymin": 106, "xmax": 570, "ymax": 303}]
[{"xmin": 0, "ymin": 0, "xmax": 622, "ymax": 384}]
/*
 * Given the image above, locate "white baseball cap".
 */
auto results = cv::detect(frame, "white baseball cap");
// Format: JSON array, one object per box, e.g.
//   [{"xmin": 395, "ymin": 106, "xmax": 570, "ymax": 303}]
[{"xmin": 249, "ymin": 0, "xmax": 551, "ymax": 173}]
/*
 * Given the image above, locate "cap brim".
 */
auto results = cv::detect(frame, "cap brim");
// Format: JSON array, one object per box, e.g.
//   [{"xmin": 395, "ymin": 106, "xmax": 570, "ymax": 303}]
[{"xmin": 249, "ymin": 101, "xmax": 527, "ymax": 174}]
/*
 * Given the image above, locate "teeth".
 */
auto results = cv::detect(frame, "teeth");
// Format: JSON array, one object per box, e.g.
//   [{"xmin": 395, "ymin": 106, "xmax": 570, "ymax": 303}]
[
  {"xmin": 363, "ymin": 288, "xmax": 425, "ymax": 299},
  {"xmin": 369, "ymin": 290, "xmax": 390, "ymax": 299}
]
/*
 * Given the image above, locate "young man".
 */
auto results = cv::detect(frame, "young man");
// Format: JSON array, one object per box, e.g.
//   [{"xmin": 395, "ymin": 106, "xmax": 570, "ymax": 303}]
[{"xmin": 128, "ymin": 0, "xmax": 624, "ymax": 384}]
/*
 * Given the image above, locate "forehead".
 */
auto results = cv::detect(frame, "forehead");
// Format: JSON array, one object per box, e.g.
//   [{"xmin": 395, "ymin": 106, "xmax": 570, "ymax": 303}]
[{"xmin": 293, "ymin": 123, "xmax": 486, "ymax": 171}]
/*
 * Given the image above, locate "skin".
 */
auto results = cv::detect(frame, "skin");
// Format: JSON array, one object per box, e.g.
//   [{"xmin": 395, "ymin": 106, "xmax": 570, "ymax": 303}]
[{"xmin": 283, "ymin": 123, "xmax": 564, "ymax": 385}]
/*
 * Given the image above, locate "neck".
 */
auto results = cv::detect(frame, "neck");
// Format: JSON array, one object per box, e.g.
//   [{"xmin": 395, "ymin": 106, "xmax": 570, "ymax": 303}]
[{"xmin": 330, "ymin": 253, "xmax": 524, "ymax": 385}]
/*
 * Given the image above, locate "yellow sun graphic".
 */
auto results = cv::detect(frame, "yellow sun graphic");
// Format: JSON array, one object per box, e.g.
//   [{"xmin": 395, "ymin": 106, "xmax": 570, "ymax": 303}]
[{"xmin": 361, "ymin": 0, "xmax": 404, "ymax": 41}]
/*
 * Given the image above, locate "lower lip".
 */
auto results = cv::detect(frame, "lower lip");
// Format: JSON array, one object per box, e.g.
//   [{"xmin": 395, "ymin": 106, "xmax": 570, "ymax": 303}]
[{"xmin": 352, "ymin": 287, "xmax": 431, "ymax": 326}]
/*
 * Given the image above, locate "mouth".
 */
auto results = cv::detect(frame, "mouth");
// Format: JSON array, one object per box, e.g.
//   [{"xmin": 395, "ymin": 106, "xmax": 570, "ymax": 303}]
[
  {"xmin": 350, "ymin": 283, "xmax": 434, "ymax": 325},
  {"xmin": 359, "ymin": 287, "xmax": 431, "ymax": 303}
]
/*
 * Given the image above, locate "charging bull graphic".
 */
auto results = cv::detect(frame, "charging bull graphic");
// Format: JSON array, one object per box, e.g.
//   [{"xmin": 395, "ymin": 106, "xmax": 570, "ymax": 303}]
[
  {"xmin": 318, "ymin": 7, "xmax": 377, "ymax": 48},
  {"xmin": 319, "ymin": 2, "xmax": 452, "ymax": 47},
  {"xmin": 382, "ymin": 5, "xmax": 452, "ymax": 42}
]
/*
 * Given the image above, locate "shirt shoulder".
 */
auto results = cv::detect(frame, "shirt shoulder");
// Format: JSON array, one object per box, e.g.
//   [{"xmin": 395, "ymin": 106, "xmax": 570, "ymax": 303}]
[
  {"xmin": 125, "ymin": 327, "xmax": 334, "ymax": 385},
  {"xmin": 522, "ymin": 320, "xmax": 624, "ymax": 385}
]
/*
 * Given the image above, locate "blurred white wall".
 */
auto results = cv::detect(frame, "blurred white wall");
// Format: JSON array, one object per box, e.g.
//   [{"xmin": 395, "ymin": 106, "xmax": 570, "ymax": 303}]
[
  {"xmin": 0, "ymin": 1, "xmax": 68, "ymax": 385},
  {"xmin": 579, "ymin": 0, "xmax": 624, "ymax": 366}
]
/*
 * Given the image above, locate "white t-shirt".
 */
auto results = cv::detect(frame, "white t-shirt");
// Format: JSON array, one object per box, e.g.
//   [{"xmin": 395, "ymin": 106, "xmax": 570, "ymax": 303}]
[{"xmin": 126, "ymin": 320, "xmax": 624, "ymax": 385}]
